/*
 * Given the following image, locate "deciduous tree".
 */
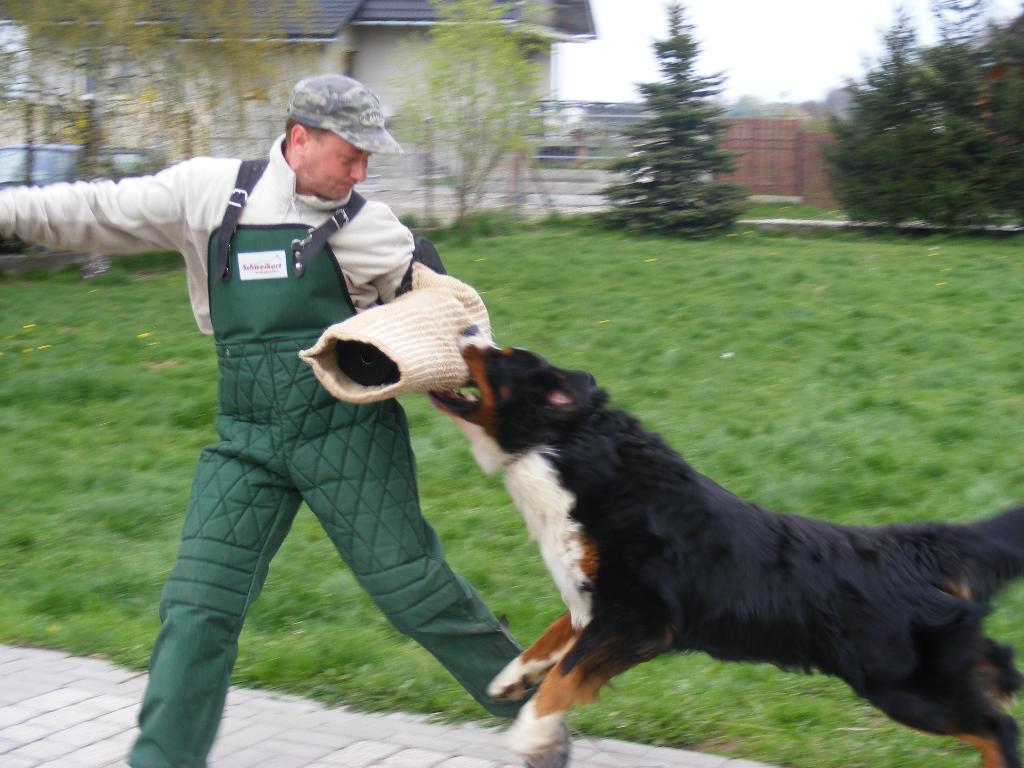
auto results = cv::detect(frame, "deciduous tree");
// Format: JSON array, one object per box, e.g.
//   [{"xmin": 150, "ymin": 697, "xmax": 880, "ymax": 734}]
[
  {"xmin": 397, "ymin": 0, "xmax": 543, "ymax": 228},
  {"xmin": 0, "ymin": 1, "xmax": 305, "ymax": 164}
]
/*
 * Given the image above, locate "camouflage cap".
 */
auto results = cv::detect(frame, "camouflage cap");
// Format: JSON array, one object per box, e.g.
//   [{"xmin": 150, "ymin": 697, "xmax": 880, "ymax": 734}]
[{"xmin": 287, "ymin": 74, "xmax": 402, "ymax": 154}]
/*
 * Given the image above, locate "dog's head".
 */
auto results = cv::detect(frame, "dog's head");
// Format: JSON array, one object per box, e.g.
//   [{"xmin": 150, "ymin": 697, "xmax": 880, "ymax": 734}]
[{"xmin": 429, "ymin": 333, "xmax": 605, "ymax": 472}]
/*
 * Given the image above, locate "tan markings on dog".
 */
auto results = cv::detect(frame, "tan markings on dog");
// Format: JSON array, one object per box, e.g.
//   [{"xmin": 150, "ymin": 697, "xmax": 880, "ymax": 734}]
[
  {"xmin": 500, "ymin": 347, "xmax": 514, "ymax": 356},
  {"xmin": 896, "ymin": 723, "xmax": 1007, "ymax": 768},
  {"xmin": 500, "ymin": 386, "xmax": 511, "ymax": 400},
  {"xmin": 461, "ymin": 345, "xmax": 497, "ymax": 435},
  {"xmin": 577, "ymin": 535, "xmax": 599, "ymax": 581},
  {"xmin": 521, "ymin": 612, "xmax": 578, "ymax": 663},
  {"xmin": 943, "ymin": 580, "xmax": 972, "ymax": 599},
  {"xmin": 954, "ymin": 733, "xmax": 1007, "ymax": 768},
  {"xmin": 530, "ymin": 657, "xmax": 617, "ymax": 717},
  {"xmin": 976, "ymin": 659, "xmax": 1016, "ymax": 709},
  {"xmin": 489, "ymin": 612, "xmax": 580, "ymax": 700}
]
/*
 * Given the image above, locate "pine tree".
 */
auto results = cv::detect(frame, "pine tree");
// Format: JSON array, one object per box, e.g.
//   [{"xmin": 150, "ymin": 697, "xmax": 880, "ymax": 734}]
[
  {"xmin": 828, "ymin": 13, "xmax": 933, "ymax": 224},
  {"xmin": 603, "ymin": 3, "xmax": 745, "ymax": 237},
  {"xmin": 828, "ymin": 9, "xmax": 997, "ymax": 226},
  {"xmin": 917, "ymin": 24, "xmax": 997, "ymax": 224}
]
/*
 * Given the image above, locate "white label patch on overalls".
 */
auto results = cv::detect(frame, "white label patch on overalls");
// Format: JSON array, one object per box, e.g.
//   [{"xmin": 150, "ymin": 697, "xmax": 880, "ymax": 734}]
[{"xmin": 237, "ymin": 251, "xmax": 288, "ymax": 280}]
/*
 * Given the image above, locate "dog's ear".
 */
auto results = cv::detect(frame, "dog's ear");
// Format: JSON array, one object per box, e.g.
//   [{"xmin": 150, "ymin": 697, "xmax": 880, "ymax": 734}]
[
  {"xmin": 523, "ymin": 379, "xmax": 573, "ymax": 411},
  {"xmin": 544, "ymin": 372, "xmax": 597, "ymax": 413},
  {"xmin": 546, "ymin": 389, "xmax": 575, "ymax": 407},
  {"xmin": 527, "ymin": 364, "xmax": 597, "ymax": 413}
]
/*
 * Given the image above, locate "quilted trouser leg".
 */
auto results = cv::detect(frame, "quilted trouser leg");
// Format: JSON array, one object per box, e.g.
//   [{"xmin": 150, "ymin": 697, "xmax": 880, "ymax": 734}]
[
  {"xmin": 130, "ymin": 435, "xmax": 301, "ymax": 768},
  {"xmin": 292, "ymin": 400, "xmax": 524, "ymax": 718}
]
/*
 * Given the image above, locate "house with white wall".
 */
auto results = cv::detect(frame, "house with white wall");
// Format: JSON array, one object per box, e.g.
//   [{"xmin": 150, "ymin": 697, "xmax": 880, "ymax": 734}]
[
  {"xmin": 308, "ymin": 0, "xmax": 596, "ymax": 113},
  {"xmin": 1, "ymin": 1, "xmax": 596, "ymax": 159}
]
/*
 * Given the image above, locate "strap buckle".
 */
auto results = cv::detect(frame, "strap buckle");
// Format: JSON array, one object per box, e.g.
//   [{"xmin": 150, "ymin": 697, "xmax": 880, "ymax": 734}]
[
  {"xmin": 331, "ymin": 210, "xmax": 349, "ymax": 230},
  {"xmin": 226, "ymin": 188, "xmax": 249, "ymax": 209}
]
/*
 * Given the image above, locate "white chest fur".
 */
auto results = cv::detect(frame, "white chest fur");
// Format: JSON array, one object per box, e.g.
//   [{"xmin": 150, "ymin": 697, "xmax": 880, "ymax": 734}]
[{"xmin": 504, "ymin": 450, "xmax": 592, "ymax": 628}]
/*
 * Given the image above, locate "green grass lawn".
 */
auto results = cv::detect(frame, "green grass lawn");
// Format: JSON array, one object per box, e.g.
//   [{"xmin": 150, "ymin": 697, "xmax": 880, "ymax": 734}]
[{"xmin": 2, "ymin": 225, "xmax": 1022, "ymax": 767}]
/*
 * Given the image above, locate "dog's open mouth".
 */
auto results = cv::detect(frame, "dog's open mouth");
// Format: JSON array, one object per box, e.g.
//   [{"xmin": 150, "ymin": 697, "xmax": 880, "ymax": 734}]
[{"xmin": 428, "ymin": 380, "xmax": 481, "ymax": 416}]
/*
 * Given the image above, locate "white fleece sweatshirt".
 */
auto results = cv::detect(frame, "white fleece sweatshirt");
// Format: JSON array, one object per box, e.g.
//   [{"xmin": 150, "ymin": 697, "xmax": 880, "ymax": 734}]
[{"xmin": 0, "ymin": 136, "xmax": 414, "ymax": 335}]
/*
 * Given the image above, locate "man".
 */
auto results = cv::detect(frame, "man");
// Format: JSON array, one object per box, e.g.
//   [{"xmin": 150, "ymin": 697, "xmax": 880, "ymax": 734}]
[{"xmin": 0, "ymin": 74, "xmax": 523, "ymax": 767}]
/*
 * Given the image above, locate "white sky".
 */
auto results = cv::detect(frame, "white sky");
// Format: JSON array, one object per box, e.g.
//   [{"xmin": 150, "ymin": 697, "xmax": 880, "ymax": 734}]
[{"xmin": 555, "ymin": 0, "xmax": 1024, "ymax": 103}]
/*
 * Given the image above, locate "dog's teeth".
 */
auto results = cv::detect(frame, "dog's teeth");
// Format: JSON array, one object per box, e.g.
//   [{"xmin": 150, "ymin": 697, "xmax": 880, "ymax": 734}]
[{"xmin": 452, "ymin": 388, "xmax": 479, "ymax": 403}]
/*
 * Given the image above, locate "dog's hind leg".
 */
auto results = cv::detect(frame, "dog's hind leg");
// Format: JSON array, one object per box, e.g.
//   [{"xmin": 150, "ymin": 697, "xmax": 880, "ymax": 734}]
[
  {"xmin": 954, "ymin": 715, "xmax": 1019, "ymax": 768},
  {"xmin": 980, "ymin": 638, "xmax": 1024, "ymax": 707},
  {"xmin": 950, "ymin": 637, "xmax": 1022, "ymax": 768},
  {"xmin": 956, "ymin": 730, "xmax": 1016, "ymax": 768},
  {"xmin": 490, "ymin": 611, "xmax": 579, "ymax": 701},
  {"xmin": 870, "ymin": 686, "xmax": 1020, "ymax": 768},
  {"xmin": 962, "ymin": 638, "xmax": 1023, "ymax": 768}
]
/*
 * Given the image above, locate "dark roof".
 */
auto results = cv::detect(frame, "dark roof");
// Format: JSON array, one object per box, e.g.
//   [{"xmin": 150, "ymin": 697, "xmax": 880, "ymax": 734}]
[
  {"xmin": 295, "ymin": 0, "xmax": 595, "ymax": 38},
  {"xmin": 293, "ymin": 0, "xmax": 364, "ymax": 36},
  {"xmin": 252, "ymin": 0, "xmax": 358, "ymax": 38},
  {"xmin": 547, "ymin": 0, "xmax": 595, "ymax": 38},
  {"xmin": 352, "ymin": 0, "xmax": 440, "ymax": 23},
  {"xmin": 3, "ymin": 1, "xmax": 593, "ymax": 40}
]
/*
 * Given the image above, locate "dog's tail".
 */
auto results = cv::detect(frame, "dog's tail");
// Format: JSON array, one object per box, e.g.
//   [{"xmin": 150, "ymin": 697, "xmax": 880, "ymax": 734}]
[{"xmin": 961, "ymin": 505, "xmax": 1024, "ymax": 599}]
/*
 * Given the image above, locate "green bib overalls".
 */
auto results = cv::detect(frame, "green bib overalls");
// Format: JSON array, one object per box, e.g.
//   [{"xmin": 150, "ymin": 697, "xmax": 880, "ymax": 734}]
[{"xmin": 129, "ymin": 210, "xmax": 522, "ymax": 767}]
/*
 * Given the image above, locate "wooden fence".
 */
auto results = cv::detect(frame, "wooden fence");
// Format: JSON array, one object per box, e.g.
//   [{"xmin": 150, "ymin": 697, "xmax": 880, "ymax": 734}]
[
  {"xmin": 529, "ymin": 110, "xmax": 841, "ymax": 209},
  {"xmin": 718, "ymin": 119, "xmax": 838, "ymax": 208}
]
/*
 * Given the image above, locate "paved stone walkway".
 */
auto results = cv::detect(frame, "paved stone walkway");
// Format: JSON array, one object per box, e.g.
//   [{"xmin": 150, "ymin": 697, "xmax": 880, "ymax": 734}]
[{"xmin": 0, "ymin": 645, "xmax": 777, "ymax": 768}]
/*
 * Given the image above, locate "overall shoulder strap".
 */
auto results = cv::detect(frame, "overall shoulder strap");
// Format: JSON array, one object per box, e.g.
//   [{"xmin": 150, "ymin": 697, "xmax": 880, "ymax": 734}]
[
  {"xmin": 342, "ymin": 190, "xmax": 367, "ymax": 221},
  {"xmin": 214, "ymin": 159, "xmax": 269, "ymax": 282},
  {"xmin": 290, "ymin": 191, "xmax": 367, "ymax": 277}
]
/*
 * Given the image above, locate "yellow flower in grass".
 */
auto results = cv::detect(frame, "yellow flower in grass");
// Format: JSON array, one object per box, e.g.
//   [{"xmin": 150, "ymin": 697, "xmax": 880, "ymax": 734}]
[
  {"xmin": 22, "ymin": 323, "xmax": 36, "ymax": 330},
  {"xmin": 136, "ymin": 332, "xmax": 153, "ymax": 339}
]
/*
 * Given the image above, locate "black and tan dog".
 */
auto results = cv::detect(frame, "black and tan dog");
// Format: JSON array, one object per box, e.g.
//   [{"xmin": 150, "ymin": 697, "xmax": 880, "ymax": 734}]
[{"xmin": 430, "ymin": 335, "xmax": 1024, "ymax": 768}]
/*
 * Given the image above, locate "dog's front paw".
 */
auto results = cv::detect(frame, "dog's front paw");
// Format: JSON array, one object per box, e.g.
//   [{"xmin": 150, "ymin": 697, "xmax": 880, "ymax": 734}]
[
  {"xmin": 509, "ymin": 702, "xmax": 571, "ymax": 768},
  {"xmin": 524, "ymin": 720, "xmax": 573, "ymax": 768},
  {"xmin": 490, "ymin": 677, "xmax": 532, "ymax": 701},
  {"xmin": 489, "ymin": 655, "xmax": 548, "ymax": 700}
]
